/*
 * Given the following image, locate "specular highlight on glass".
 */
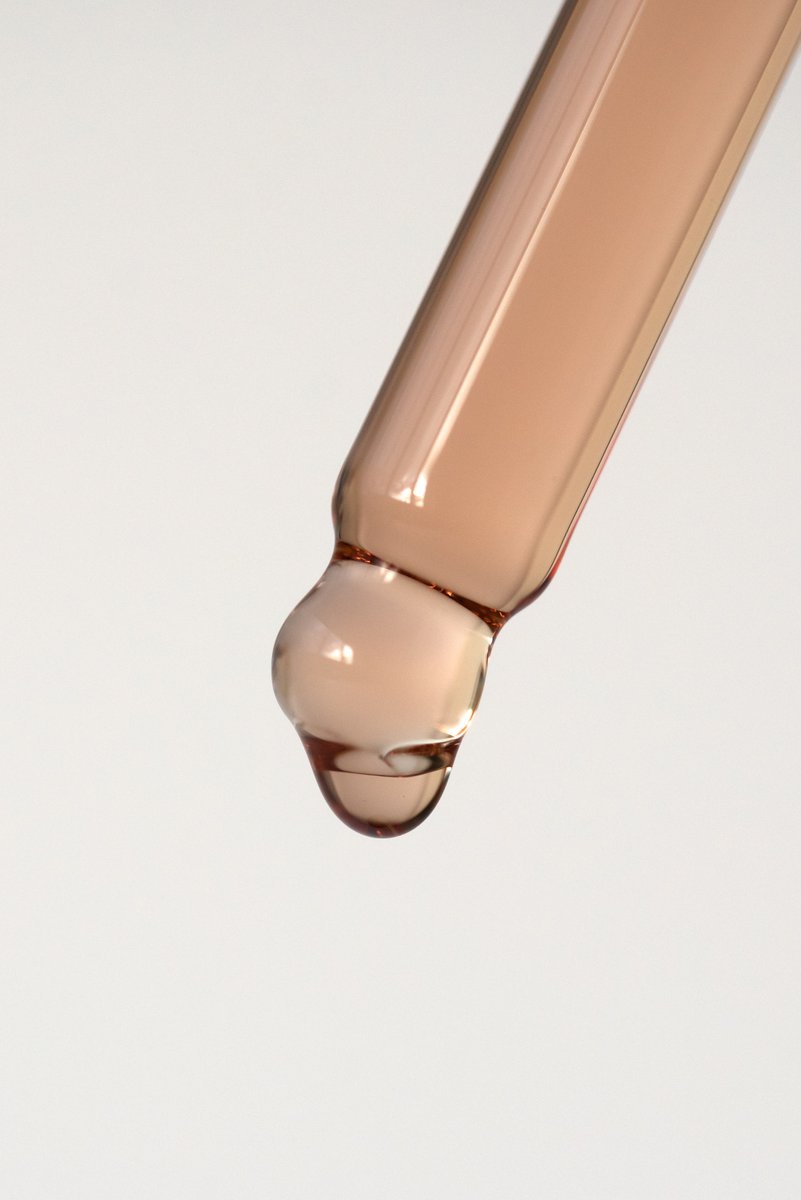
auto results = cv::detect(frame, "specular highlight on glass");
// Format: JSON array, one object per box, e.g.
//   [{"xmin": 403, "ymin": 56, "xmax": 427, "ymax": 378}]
[{"xmin": 273, "ymin": 0, "xmax": 801, "ymax": 836}]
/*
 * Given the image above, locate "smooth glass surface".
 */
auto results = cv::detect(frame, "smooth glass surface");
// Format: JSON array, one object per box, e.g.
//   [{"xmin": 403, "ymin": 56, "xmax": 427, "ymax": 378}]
[{"xmin": 274, "ymin": 0, "xmax": 801, "ymax": 834}]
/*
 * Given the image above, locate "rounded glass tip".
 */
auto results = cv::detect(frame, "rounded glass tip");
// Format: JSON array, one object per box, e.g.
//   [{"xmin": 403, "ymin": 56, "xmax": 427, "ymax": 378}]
[{"xmin": 273, "ymin": 558, "xmax": 493, "ymax": 837}]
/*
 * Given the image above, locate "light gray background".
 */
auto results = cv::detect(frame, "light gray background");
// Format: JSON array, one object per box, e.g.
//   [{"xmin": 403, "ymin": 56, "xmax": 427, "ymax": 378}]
[{"xmin": 2, "ymin": 2, "xmax": 800, "ymax": 1196}]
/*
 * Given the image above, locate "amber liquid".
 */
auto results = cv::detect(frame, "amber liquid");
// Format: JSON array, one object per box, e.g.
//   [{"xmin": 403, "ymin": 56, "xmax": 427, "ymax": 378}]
[{"xmin": 274, "ymin": 0, "xmax": 801, "ymax": 836}]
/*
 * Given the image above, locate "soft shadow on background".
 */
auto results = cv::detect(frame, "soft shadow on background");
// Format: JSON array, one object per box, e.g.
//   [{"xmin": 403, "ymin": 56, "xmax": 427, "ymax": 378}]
[{"xmin": 2, "ymin": 2, "xmax": 800, "ymax": 1196}]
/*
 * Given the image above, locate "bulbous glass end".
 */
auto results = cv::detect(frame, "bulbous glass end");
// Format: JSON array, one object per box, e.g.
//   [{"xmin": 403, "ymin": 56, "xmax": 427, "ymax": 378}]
[{"xmin": 272, "ymin": 557, "xmax": 492, "ymax": 836}]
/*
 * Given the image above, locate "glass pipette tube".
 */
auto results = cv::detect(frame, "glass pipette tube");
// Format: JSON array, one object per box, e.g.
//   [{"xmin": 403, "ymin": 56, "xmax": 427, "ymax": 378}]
[{"xmin": 273, "ymin": 0, "xmax": 801, "ymax": 837}]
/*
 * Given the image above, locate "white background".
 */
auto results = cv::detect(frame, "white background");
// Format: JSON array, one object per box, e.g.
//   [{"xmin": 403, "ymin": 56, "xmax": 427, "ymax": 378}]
[{"xmin": 2, "ymin": 2, "xmax": 800, "ymax": 1196}]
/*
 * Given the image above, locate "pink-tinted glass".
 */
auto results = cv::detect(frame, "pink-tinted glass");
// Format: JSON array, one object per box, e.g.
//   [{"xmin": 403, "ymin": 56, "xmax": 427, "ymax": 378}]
[{"xmin": 274, "ymin": 0, "xmax": 801, "ymax": 835}]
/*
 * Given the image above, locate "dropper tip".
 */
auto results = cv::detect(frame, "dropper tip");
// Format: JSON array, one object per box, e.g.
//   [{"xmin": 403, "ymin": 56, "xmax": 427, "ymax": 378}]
[{"xmin": 273, "ymin": 556, "xmax": 492, "ymax": 838}]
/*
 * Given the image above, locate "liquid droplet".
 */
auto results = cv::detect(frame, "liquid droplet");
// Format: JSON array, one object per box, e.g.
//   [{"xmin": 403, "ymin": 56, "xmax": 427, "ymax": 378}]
[{"xmin": 314, "ymin": 765, "xmax": 450, "ymax": 838}]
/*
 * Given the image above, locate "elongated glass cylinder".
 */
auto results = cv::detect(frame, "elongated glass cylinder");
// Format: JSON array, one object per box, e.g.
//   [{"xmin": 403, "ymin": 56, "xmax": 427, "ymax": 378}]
[{"xmin": 274, "ymin": 0, "xmax": 801, "ymax": 836}]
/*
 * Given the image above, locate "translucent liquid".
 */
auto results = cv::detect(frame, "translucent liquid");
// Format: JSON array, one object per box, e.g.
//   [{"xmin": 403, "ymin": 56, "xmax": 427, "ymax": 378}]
[{"xmin": 273, "ymin": 0, "xmax": 801, "ymax": 836}]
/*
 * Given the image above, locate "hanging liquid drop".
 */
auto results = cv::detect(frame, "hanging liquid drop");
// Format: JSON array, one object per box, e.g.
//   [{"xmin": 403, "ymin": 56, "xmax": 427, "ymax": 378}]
[{"xmin": 273, "ymin": 0, "xmax": 801, "ymax": 835}]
